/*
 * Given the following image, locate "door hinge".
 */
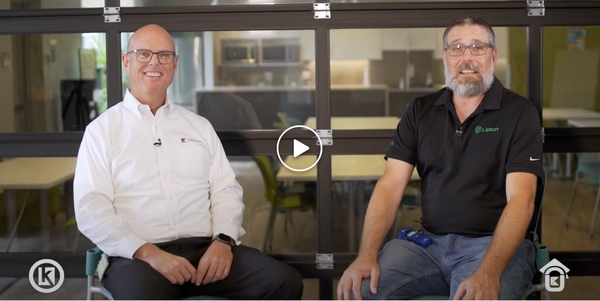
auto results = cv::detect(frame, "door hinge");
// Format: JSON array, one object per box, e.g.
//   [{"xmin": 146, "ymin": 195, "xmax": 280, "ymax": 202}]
[
  {"xmin": 104, "ymin": 7, "xmax": 121, "ymax": 23},
  {"xmin": 316, "ymin": 129, "xmax": 333, "ymax": 146},
  {"xmin": 527, "ymin": 1, "xmax": 545, "ymax": 17},
  {"xmin": 314, "ymin": 3, "xmax": 331, "ymax": 19},
  {"xmin": 541, "ymin": 127, "xmax": 545, "ymax": 143},
  {"xmin": 316, "ymin": 253, "xmax": 334, "ymax": 269}
]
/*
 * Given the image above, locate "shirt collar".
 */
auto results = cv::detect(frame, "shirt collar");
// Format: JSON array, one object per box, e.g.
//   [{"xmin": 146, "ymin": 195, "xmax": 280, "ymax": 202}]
[
  {"xmin": 123, "ymin": 89, "xmax": 174, "ymax": 119},
  {"xmin": 434, "ymin": 76, "xmax": 504, "ymax": 111}
]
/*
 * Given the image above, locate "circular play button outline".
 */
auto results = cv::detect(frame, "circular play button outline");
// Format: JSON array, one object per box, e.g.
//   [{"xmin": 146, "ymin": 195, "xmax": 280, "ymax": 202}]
[{"xmin": 277, "ymin": 125, "xmax": 323, "ymax": 172}]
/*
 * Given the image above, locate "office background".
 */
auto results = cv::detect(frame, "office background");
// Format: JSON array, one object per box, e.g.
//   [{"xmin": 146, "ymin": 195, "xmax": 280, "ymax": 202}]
[{"xmin": 0, "ymin": 0, "xmax": 600, "ymax": 299}]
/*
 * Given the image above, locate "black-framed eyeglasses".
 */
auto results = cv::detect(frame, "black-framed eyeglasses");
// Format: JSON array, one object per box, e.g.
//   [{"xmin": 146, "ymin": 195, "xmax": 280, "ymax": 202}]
[
  {"xmin": 126, "ymin": 49, "xmax": 177, "ymax": 64},
  {"xmin": 444, "ymin": 43, "xmax": 494, "ymax": 57}
]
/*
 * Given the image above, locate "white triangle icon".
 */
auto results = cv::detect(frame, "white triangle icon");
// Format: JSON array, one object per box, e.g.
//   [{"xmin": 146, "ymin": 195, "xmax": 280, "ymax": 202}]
[{"xmin": 293, "ymin": 139, "xmax": 309, "ymax": 158}]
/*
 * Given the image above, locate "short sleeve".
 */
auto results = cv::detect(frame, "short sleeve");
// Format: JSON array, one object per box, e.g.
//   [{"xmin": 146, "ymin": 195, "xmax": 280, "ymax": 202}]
[
  {"xmin": 385, "ymin": 101, "xmax": 419, "ymax": 166},
  {"xmin": 505, "ymin": 105, "xmax": 543, "ymax": 179}
]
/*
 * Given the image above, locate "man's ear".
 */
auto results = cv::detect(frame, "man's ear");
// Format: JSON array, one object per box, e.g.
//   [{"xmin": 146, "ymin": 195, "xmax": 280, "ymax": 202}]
[
  {"xmin": 122, "ymin": 53, "xmax": 129, "ymax": 69},
  {"xmin": 173, "ymin": 55, "xmax": 179, "ymax": 73}
]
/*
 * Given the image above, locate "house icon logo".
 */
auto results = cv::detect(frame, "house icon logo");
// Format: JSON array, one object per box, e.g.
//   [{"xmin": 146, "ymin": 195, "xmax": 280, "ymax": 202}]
[{"xmin": 540, "ymin": 258, "xmax": 570, "ymax": 292}]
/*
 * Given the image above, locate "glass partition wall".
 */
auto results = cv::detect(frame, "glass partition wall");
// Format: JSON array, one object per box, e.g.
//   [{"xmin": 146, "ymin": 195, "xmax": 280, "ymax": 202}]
[{"xmin": 1, "ymin": 1, "xmax": 600, "ymax": 299}]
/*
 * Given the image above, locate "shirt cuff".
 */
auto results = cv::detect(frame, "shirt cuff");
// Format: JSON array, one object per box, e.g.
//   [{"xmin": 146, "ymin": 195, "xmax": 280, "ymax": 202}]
[
  {"xmin": 213, "ymin": 223, "xmax": 243, "ymax": 245},
  {"xmin": 120, "ymin": 233, "xmax": 147, "ymax": 259}
]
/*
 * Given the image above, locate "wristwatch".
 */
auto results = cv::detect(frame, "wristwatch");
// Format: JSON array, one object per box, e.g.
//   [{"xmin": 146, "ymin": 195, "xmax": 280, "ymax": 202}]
[{"xmin": 213, "ymin": 233, "xmax": 236, "ymax": 247}]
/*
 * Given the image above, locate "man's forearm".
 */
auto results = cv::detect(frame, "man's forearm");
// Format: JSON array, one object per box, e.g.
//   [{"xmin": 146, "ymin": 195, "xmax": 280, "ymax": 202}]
[
  {"xmin": 358, "ymin": 180, "xmax": 405, "ymax": 259},
  {"xmin": 478, "ymin": 195, "xmax": 535, "ymax": 277}
]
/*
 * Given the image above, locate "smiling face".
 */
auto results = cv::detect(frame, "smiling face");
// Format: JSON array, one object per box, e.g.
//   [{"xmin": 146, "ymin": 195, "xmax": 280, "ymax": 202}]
[
  {"xmin": 443, "ymin": 24, "xmax": 497, "ymax": 97},
  {"xmin": 122, "ymin": 25, "xmax": 178, "ymax": 98}
]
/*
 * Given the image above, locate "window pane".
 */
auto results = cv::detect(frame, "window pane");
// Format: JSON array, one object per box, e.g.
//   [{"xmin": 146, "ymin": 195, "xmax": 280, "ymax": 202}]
[
  {"xmin": 330, "ymin": 154, "xmax": 419, "ymax": 253},
  {"xmin": 0, "ymin": 33, "xmax": 107, "ymax": 133},
  {"xmin": 121, "ymin": 30, "xmax": 315, "ymax": 131},
  {"xmin": 545, "ymin": 152, "xmax": 600, "ymax": 251},
  {"xmin": 329, "ymin": 27, "xmax": 526, "ymax": 127},
  {"xmin": 0, "ymin": 157, "xmax": 77, "ymax": 253},
  {"xmin": 542, "ymin": 26, "xmax": 600, "ymax": 128},
  {"xmin": 0, "ymin": 0, "xmax": 104, "ymax": 9},
  {"xmin": 0, "ymin": 156, "xmax": 317, "ymax": 254}
]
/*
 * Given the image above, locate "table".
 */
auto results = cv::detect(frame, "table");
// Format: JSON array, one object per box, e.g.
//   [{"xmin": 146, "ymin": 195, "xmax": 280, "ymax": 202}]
[
  {"xmin": 276, "ymin": 116, "xmax": 419, "ymax": 251},
  {"xmin": 543, "ymin": 108, "xmax": 600, "ymax": 178},
  {"xmin": 543, "ymin": 108, "xmax": 600, "ymax": 121},
  {"xmin": 1, "ymin": 157, "xmax": 77, "ymax": 252},
  {"xmin": 567, "ymin": 118, "xmax": 600, "ymax": 128},
  {"xmin": 303, "ymin": 116, "xmax": 401, "ymax": 130}
]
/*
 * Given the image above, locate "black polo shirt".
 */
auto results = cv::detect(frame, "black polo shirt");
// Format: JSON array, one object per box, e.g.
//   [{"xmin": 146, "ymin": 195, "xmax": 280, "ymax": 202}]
[{"xmin": 386, "ymin": 77, "xmax": 543, "ymax": 237}]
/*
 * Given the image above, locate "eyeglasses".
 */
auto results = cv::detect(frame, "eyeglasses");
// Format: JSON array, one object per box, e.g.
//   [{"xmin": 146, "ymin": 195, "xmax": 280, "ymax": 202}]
[
  {"xmin": 444, "ymin": 43, "xmax": 494, "ymax": 57},
  {"xmin": 126, "ymin": 49, "xmax": 176, "ymax": 64}
]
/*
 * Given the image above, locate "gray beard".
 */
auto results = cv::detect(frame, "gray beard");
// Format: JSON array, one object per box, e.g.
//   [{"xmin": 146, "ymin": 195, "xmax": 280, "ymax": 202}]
[{"xmin": 445, "ymin": 62, "xmax": 495, "ymax": 97}]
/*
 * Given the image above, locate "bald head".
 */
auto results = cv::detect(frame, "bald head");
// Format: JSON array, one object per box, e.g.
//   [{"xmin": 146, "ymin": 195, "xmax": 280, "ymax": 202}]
[
  {"xmin": 127, "ymin": 24, "xmax": 175, "ymax": 52},
  {"xmin": 122, "ymin": 24, "xmax": 179, "ymax": 105}
]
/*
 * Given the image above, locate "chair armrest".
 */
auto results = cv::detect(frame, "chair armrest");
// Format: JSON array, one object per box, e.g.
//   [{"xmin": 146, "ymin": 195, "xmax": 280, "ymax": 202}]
[
  {"xmin": 534, "ymin": 242, "xmax": 549, "ymax": 271},
  {"xmin": 86, "ymin": 247, "xmax": 103, "ymax": 277}
]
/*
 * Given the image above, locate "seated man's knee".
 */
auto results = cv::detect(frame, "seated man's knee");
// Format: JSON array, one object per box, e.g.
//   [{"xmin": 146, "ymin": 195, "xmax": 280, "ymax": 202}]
[{"xmin": 260, "ymin": 263, "xmax": 304, "ymax": 300}]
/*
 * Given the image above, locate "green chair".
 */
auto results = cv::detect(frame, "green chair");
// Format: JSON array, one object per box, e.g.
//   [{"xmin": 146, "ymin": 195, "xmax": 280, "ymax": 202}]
[
  {"xmin": 251, "ymin": 155, "xmax": 316, "ymax": 252},
  {"xmin": 85, "ymin": 247, "xmax": 228, "ymax": 300},
  {"xmin": 411, "ymin": 168, "xmax": 549, "ymax": 300}
]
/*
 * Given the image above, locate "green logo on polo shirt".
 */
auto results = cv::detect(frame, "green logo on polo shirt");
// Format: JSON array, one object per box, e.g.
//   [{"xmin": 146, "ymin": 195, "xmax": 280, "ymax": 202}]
[{"xmin": 475, "ymin": 126, "xmax": 499, "ymax": 134}]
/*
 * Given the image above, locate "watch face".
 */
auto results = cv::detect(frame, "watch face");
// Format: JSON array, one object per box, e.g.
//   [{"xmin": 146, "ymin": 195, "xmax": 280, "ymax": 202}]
[{"xmin": 218, "ymin": 234, "xmax": 234, "ymax": 245}]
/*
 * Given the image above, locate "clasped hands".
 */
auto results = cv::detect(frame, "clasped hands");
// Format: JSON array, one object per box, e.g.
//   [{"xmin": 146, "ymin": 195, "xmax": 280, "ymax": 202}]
[{"xmin": 136, "ymin": 240, "xmax": 233, "ymax": 285}]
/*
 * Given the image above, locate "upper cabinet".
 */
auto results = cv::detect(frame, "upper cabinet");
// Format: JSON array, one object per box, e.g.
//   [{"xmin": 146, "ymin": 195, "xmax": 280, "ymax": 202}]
[
  {"xmin": 382, "ymin": 28, "xmax": 443, "ymax": 55},
  {"xmin": 330, "ymin": 29, "xmax": 383, "ymax": 60}
]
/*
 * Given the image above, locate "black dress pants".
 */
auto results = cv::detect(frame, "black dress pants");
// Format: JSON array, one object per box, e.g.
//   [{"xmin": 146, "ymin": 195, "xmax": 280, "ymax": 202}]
[{"xmin": 101, "ymin": 237, "xmax": 304, "ymax": 300}]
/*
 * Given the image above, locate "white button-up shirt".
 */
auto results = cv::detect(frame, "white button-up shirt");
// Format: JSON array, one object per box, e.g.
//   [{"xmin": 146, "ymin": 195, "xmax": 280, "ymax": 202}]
[{"xmin": 74, "ymin": 89, "xmax": 245, "ymax": 259}]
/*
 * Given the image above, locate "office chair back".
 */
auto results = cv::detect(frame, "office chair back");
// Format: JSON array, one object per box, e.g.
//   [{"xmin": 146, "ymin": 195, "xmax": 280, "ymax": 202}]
[{"xmin": 252, "ymin": 156, "xmax": 279, "ymax": 204}]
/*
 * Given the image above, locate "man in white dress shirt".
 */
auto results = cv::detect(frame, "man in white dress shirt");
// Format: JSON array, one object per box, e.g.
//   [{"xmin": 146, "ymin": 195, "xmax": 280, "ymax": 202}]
[{"xmin": 73, "ymin": 24, "xmax": 303, "ymax": 300}]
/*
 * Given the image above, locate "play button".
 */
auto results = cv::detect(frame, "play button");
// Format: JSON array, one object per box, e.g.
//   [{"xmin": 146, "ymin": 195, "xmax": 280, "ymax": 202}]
[
  {"xmin": 293, "ymin": 139, "xmax": 310, "ymax": 158},
  {"xmin": 277, "ymin": 125, "xmax": 323, "ymax": 172}
]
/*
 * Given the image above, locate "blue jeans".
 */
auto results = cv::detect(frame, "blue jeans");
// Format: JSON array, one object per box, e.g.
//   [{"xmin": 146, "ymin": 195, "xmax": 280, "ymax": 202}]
[{"xmin": 357, "ymin": 231, "xmax": 536, "ymax": 300}]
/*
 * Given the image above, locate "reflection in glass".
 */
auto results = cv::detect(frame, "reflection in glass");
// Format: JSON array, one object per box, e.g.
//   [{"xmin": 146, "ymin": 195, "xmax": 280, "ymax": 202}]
[
  {"xmin": 0, "ymin": 33, "xmax": 107, "ymax": 133},
  {"xmin": 328, "ymin": 27, "xmax": 526, "ymax": 126},
  {"xmin": 121, "ymin": 30, "xmax": 315, "ymax": 131}
]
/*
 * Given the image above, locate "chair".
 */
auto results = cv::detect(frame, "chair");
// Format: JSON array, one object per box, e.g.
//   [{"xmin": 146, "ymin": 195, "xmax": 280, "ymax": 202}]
[
  {"xmin": 85, "ymin": 247, "xmax": 228, "ymax": 300},
  {"xmin": 273, "ymin": 112, "xmax": 302, "ymax": 129},
  {"xmin": 251, "ymin": 155, "xmax": 316, "ymax": 252},
  {"xmin": 565, "ymin": 152, "xmax": 600, "ymax": 237},
  {"xmin": 412, "ymin": 168, "xmax": 550, "ymax": 300}
]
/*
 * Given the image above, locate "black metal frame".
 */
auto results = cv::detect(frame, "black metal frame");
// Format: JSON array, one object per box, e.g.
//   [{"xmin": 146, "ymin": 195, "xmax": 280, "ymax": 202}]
[{"xmin": 2, "ymin": 1, "xmax": 600, "ymax": 299}]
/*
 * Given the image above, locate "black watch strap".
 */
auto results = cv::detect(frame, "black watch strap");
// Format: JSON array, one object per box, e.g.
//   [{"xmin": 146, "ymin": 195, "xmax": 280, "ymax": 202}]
[{"xmin": 214, "ymin": 233, "xmax": 235, "ymax": 246}]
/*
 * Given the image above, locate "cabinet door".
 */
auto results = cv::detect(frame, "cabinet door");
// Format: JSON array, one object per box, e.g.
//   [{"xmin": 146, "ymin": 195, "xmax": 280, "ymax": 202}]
[
  {"xmin": 330, "ymin": 30, "xmax": 356, "ymax": 60},
  {"xmin": 299, "ymin": 30, "xmax": 315, "ymax": 61},
  {"xmin": 355, "ymin": 29, "xmax": 382, "ymax": 60},
  {"xmin": 331, "ymin": 29, "xmax": 382, "ymax": 60},
  {"xmin": 382, "ymin": 28, "xmax": 410, "ymax": 51}
]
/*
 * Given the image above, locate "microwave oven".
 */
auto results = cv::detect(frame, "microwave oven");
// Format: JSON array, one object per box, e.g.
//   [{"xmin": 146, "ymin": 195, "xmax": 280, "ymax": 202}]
[
  {"xmin": 221, "ymin": 39, "xmax": 259, "ymax": 65},
  {"xmin": 260, "ymin": 38, "xmax": 301, "ymax": 65}
]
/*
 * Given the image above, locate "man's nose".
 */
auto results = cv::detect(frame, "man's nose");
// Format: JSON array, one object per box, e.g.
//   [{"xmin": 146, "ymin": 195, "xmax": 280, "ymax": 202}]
[{"xmin": 149, "ymin": 53, "xmax": 160, "ymax": 65}]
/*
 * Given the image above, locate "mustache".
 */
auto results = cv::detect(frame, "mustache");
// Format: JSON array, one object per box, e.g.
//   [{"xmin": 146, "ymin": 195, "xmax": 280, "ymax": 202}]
[{"xmin": 456, "ymin": 62, "xmax": 480, "ymax": 74}]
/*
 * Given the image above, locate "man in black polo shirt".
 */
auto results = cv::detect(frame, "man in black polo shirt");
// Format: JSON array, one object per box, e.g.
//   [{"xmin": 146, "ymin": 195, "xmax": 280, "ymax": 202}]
[{"xmin": 337, "ymin": 17, "xmax": 543, "ymax": 300}]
